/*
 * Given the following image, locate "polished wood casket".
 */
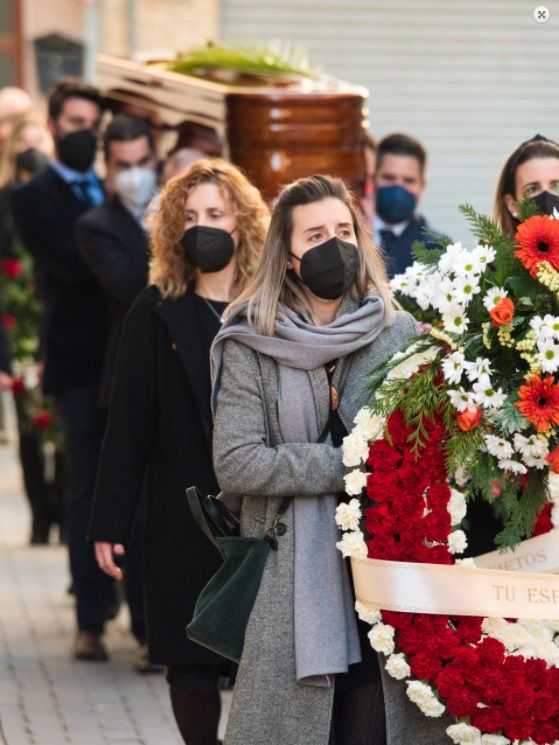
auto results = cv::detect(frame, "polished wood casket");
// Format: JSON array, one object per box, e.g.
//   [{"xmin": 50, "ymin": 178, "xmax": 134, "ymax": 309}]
[{"xmin": 96, "ymin": 54, "xmax": 369, "ymax": 200}]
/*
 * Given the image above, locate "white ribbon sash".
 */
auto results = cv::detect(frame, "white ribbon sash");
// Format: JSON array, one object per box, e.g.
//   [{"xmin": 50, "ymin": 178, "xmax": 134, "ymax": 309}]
[
  {"xmin": 474, "ymin": 529, "xmax": 559, "ymax": 574},
  {"xmin": 351, "ymin": 553, "xmax": 559, "ymax": 619}
]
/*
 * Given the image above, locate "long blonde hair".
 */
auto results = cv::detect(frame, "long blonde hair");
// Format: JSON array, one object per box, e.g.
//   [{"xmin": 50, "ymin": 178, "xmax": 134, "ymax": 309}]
[
  {"xmin": 148, "ymin": 158, "xmax": 270, "ymax": 299},
  {"xmin": 228, "ymin": 174, "xmax": 394, "ymax": 335},
  {"xmin": 0, "ymin": 115, "xmax": 52, "ymax": 188}
]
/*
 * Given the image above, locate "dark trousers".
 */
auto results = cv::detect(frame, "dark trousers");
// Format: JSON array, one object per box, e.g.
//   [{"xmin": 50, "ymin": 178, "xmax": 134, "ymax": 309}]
[
  {"xmin": 54, "ymin": 385, "xmax": 147, "ymax": 636},
  {"xmin": 329, "ymin": 677, "xmax": 386, "ymax": 745},
  {"xmin": 54, "ymin": 386, "xmax": 114, "ymax": 631}
]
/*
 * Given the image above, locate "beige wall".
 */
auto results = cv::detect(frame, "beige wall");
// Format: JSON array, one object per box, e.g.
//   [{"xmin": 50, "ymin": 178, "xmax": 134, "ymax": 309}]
[{"xmin": 21, "ymin": 0, "xmax": 220, "ymax": 99}]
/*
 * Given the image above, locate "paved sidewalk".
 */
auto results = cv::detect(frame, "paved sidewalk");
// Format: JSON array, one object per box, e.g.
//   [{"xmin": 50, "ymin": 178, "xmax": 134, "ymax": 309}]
[{"xmin": 0, "ymin": 444, "xmax": 230, "ymax": 745}]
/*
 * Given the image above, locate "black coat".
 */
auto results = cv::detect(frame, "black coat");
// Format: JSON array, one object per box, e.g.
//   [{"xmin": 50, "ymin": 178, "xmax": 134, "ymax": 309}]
[
  {"xmin": 10, "ymin": 167, "xmax": 109, "ymax": 394},
  {"xmin": 89, "ymin": 286, "xmax": 225, "ymax": 666},
  {"xmin": 380, "ymin": 214, "xmax": 444, "ymax": 278},
  {"xmin": 76, "ymin": 197, "xmax": 149, "ymax": 407},
  {"xmin": 0, "ymin": 322, "xmax": 10, "ymax": 374}
]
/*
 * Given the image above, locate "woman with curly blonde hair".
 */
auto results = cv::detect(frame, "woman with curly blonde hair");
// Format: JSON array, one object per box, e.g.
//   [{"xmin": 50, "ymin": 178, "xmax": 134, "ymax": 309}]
[{"xmin": 90, "ymin": 159, "xmax": 269, "ymax": 745}]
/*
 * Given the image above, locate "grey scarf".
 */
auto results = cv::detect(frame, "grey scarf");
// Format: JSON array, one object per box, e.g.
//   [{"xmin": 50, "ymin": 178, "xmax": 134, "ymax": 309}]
[{"xmin": 211, "ymin": 293, "xmax": 385, "ymax": 686}]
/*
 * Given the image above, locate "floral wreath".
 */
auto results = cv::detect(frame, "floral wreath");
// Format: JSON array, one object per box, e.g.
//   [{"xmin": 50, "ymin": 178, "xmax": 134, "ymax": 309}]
[{"xmin": 336, "ymin": 203, "xmax": 559, "ymax": 745}]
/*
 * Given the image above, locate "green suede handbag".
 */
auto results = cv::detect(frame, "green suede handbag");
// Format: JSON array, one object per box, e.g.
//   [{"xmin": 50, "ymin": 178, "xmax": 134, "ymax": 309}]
[{"xmin": 185, "ymin": 486, "xmax": 290, "ymax": 662}]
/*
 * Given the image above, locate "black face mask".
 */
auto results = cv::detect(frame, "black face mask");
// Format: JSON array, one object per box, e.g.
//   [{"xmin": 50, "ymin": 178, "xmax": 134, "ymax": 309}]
[
  {"xmin": 291, "ymin": 236, "xmax": 358, "ymax": 300},
  {"xmin": 533, "ymin": 190, "xmax": 559, "ymax": 217},
  {"xmin": 15, "ymin": 148, "xmax": 48, "ymax": 179},
  {"xmin": 181, "ymin": 225, "xmax": 236, "ymax": 273},
  {"xmin": 56, "ymin": 129, "xmax": 98, "ymax": 172}
]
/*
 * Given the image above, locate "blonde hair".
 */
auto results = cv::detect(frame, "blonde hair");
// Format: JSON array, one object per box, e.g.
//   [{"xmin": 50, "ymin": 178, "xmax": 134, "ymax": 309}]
[
  {"xmin": 229, "ymin": 174, "xmax": 394, "ymax": 335},
  {"xmin": 148, "ymin": 158, "xmax": 269, "ymax": 299},
  {"xmin": 0, "ymin": 114, "xmax": 52, "ymax": 188}
]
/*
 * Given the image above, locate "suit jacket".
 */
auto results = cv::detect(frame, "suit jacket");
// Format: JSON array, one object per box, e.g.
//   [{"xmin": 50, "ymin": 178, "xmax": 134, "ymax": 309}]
[
  {"xmin": 380, "ymin": 214, "xmax": 444, "ymax": 278},
  {"xmin": 10, "ymin": 167, "xmax": 109, "ymax": 394},
  {"xmin": 0, "ymin": 322, "xmax": 10, "ymax": 374},
  {"xmin": 76, "ymin": 197, "xmax": 149, "ymax": 407},
  {"xmin": 89, "ymin": 287, "xmax": 225, "ymax": 666}
]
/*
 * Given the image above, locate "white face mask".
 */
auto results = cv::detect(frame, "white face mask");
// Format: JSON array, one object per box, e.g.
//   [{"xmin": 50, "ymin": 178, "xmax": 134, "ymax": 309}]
[{"xmin": 114, "ymin": 167, "xmax": 157, "ymax": 208}]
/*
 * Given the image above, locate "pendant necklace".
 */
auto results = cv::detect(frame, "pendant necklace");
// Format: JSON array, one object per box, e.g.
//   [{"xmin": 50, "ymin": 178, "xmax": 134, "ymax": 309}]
[{"xmin": 202, "ymin": 297, "xmax": 225, "ymax": 324}]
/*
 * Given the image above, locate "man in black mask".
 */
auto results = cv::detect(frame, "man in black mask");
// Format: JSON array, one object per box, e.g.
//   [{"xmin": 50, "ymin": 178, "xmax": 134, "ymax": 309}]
[
  {"xmin": 373, "ymin": 133, "xmax": 443, "ymax": 278},
  {"xmin": 11, "ymin": 79, "xmax": 114, "ymax": 662}
]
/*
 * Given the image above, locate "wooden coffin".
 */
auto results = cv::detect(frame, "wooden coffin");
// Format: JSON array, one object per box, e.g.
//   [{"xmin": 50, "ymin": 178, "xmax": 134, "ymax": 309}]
[{"xmin": 96, "ymin": 54, "xmax": 369, "ymax": 200}]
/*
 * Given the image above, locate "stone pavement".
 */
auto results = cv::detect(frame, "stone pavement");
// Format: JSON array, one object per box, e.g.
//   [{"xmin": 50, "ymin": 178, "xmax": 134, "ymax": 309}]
[{"xmin": 0, "ymin": 444, "xmax": 230, "ymax": 745}]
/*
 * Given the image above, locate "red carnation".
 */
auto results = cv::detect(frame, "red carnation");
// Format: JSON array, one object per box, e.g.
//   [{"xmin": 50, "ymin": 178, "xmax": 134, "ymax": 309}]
[
  {"xmin": 408, "ymin": 651, "xmax": 442, "ymax": 680},
  {"xmin": 444, "ymin": 686, "xmax": 479, "ymax": 718},
  {"xmin": 33, "ymin": 410, "xmax": 54, "ymax": 430},
  {"xmin": 11, "ymin": 377, "xmax": 25, "ymax": 396},
  {"xmin": 471, "ymin": 706, "xmax": 504, "ymax": 733},
  {"xmin": 366, "ymin": 440, "xmax": 403, "ymax": 470},
  {"xmin": 386, "ymin": 408, "xmax": 414, "ymax": 446},
  {"xmin": 533, "ymin": 722, "xmax": 559, "ymax": 745},
  {"xmin": 477, "ymin": 636, "xmax": 505, "ymax": 667},
  {"xmin": 503, "ymin": 717, "xmax": 535, "ymax": 741},
  {"xmin": 0, "ymin": 257, "xmax": 23, "ymax": 278},
  {"xmin": 504, "ymin": 686, "xmax": 535, "ymax": 718},
  {"xmin": 533, "ymin": 503, "xmax": 553, "ymax": 535},
  {"xmin": 532, "ymin": 691, "xmax": 558, "ymax": 721},
  {"xmin": 2, "ymin": 313, "xmax": 16, "ymax": 331}
]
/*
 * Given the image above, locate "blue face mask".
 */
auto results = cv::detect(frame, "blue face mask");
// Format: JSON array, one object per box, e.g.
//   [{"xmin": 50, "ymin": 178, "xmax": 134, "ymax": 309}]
[{"xmin": 375, "ymin": 185, "xmax": 417, "ymax": 225}]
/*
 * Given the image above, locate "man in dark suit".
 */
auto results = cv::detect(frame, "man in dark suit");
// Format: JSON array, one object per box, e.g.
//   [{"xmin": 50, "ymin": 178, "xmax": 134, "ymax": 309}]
[
  {"xmin": 373, "ymin": 133, "xmax": 444, "ymax": 278},
  {"xmin": 10, "ymin": 79, "xmax": 113, "ymax": 662},
  {"xmin": 76, "ymin": 116, "xmax": 159, "ymax": 672}
]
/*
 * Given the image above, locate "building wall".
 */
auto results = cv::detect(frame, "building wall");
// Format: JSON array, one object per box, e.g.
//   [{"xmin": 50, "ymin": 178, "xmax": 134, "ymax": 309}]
[
  {"xmin": 20, "ymin": 0, "xmax": 220, "ymax": 99},
  {"xmin": 220, "ymin": 0, "xmax": 559, "ymax": 243}
]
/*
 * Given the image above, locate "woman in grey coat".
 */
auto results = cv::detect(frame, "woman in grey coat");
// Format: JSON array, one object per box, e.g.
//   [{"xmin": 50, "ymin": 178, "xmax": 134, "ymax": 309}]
[{"xmin": 211, "ymin": 175, "xmax": 451, "ymax": 745}]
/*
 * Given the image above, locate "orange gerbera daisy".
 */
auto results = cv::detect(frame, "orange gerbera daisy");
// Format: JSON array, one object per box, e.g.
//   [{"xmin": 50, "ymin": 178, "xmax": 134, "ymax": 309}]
[
  {"xmin": 514, "ymin": 215, "xmax": 559, "ymax": 277},
  {"xmin": 515, "ymin": 374, "xmax": 559, "ymax": 432}
]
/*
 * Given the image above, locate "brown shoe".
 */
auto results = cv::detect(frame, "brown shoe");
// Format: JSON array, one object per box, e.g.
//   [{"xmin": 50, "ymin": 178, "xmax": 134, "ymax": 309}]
[
  {"xmin": 73, "ymin": 630, "xmax": 109, "ymax": 662},
  {"xmin": 133, "ymin": 644, "xmax": 164, "ymax": 674}
]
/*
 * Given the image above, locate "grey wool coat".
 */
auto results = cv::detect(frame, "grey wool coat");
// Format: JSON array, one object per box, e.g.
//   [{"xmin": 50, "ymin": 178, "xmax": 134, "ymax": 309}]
[{"xmin": 212, "ymin": 308, "xmax": 453, "ymax": 745}]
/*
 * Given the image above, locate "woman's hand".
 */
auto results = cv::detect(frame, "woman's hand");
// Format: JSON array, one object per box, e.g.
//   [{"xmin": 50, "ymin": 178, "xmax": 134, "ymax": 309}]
[{"xmin": 94, "ymin": 541, "xmax": 125, "ymax": 580}]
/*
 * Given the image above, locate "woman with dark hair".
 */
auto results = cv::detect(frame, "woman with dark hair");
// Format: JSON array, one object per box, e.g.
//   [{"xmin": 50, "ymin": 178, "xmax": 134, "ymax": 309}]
[
  {"xmin": 494, "ymin": 134, "xmax": 559, "ymax": 238},
  {"xmin": 89, "ymin": 158, "xmax": 269, "ymax": 745},
  {"xmin": 211, "ymin": 175, "xmax": 445, "ymax": 744}
]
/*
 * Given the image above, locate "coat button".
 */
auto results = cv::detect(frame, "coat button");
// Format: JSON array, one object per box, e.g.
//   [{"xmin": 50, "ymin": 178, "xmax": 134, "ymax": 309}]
[{"xmin": 276, "ymin": 523, "xmax": 287, "ymax": 536}]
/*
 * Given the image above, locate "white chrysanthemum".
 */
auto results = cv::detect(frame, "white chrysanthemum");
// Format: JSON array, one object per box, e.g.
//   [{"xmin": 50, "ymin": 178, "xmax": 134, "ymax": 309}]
[
  {"xmin": 517, "ymin": 619, "xmax": 554, "ymax": 642},
  {"xmin": 386, "ymin": 348, "xmax": 438, "ymax": 381},
  {"xmin": 448, "ymin": 488, "xmax": 467, "ymax": 524},
  {"xmin": 448, "ymin": 529, "xmax": 468, "ymax": 554},
  {"xmin": 480, "ymin": 736, "xmax": 509, "ymax": 745},
  {"xmin": 518, "ymin": 637, "xmax": 559, "ymax": 666},
  {"xmin": 335, "ymin": 531, "xmax": 367, "ymax": 559},
  {"xmin": 453, "ymin": 274, "xmax": 481, "ymax": 304},
  {"xmin": 340, "ymin": 468, "xmax": 367, "ymax": 494},
  {"xmin": 455, "ymin": 557, "xmax": 476, "ymax": 567},
  {"xmin": 385, "ymin": 653, "xmax": 411, "ymax": 680},
  {"xmin": 497, "ymin": 459, "xmax": 528, "ymax": 475},
  {"xmin": 368, "ymin": 623, "xmax": 395, "ymax": 655},
  {"xmin": 534, "ymin": 313, "xmax": 559, "ymax": 341},
  {"xmin": 484, "ymin": 434, "xmax": 513, "ymax": 460},
  {"xmin": 343, "ymin": 470, "xmax": 367, "ymax": 497},
  {"xmin": 473, "ymin": 375, "xmax": 506, "ymax": 409},
  {"xmin": 464, "ymin": 356, "xmax": 493, "ymax": 382},
  {"xmin": 538, "ymin": 339, "xmax": 559, "ymax": 373},
  {"xmin": 446, "ymin": 722, "xmax": 483, "ymax": 744},
  {"xmin": 441, "ymin": 351, "xmax": 467, "ymax": 384},
  {"xmin": 341, "ymin": 431, "xmax": 369, "ymax": 467},
  {"xmin": 472, "ymin": 243, "xmax": 496, "ymax": 267},
  {"xmin": 484, "ymin": 619, "xmax": 532, "ymax": 652},
  {"xmin": 432, "ymin": 276, "xmax": 456, "ymax": 313},
  {"xmin": 438, "ymin": 242, "xmax": 466, "ymax": 275},
  {"xmin": 447, "ymin": 386, "xmax": 477, "ymax": 412},
  {"xmin": 549, "ymin": 472, "xmax": 559, "ymax": 502},
  {"xmin": 406, "ymin": 680, "xmax": 445, "ymax": 718},
  {"xmin": 454, "ymin": 252, "xmax": 483, "ymax": 278},
  {"xmin": 353, "ymin": 408, "xmax": 385, "ymax": 442},
  {"xmin": 442, "ymin": 306, "xmax": 470, "ymax": 335},
  {"xmin": 513, "ymin": 432, "xmax": 549, "ymax": 459},
  {"xmin": 335, "ymin": 498, "xmax": 362, "ymax": 530},
  {"xmin": 355, "ymin": 601, "xmax": 381, "ymax": 625},
  {"xmin": 483, "ymin": 286, "xmax": 508, "ymax": 311}
]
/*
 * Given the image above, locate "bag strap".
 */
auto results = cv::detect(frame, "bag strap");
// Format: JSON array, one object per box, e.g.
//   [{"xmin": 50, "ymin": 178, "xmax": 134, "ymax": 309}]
[{"xmin": 186, "ymin": 486, "xmax": 224, "ymax": 551}]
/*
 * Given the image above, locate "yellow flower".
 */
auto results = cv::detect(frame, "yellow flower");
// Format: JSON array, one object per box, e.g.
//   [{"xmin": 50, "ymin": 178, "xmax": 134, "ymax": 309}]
[
  {"xmin": 497, "ymin": 322, "xmax": 514, "ymax": 348},
  {"xmin": 429, "ymin": 327, "xmax": 457, "ymax": 349},
  {"xmin": 482, "ymin": 321, "xmax": 491, "ymax": 350},
  {"xmin": 537, "ymin": 261, "xmax": 559, "ymax": 291}
]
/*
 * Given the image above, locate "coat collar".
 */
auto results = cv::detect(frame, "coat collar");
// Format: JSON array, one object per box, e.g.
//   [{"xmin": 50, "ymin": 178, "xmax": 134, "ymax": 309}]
[{"xmin": 150, "ymin": 289, "xmax": 214, "ymax": 447}]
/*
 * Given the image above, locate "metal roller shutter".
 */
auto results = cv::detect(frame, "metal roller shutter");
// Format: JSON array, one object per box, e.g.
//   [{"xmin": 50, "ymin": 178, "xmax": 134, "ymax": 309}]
[{"xmin": 220, "ymin": 0, "xmax": 559, "ymax": 242}]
